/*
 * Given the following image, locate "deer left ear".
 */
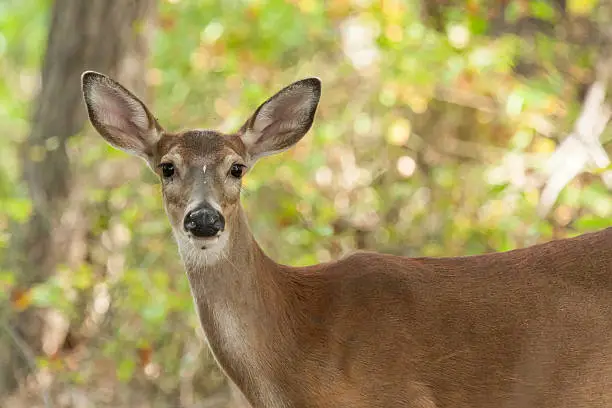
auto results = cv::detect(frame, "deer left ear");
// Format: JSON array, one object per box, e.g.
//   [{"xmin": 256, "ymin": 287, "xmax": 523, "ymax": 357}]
[{"xmin": 238, "ymin": 78, "xmax": 321, "ymax": 163}]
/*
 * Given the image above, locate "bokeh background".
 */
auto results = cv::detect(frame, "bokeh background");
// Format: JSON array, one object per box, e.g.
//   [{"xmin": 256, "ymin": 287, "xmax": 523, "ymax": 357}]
[{"xmin": 1, "ymin": 0, "xmax": 611, "ymax": 406}]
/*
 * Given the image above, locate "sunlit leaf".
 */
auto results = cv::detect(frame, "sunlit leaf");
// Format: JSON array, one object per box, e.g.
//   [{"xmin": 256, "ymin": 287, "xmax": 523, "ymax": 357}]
[
  {"xmin": 117, "ymin": 358, "xmax": 136, "ymax": 382},
  {"xmin": 567, "ymin": 0, "xmax": 598, "ymax": 15}
]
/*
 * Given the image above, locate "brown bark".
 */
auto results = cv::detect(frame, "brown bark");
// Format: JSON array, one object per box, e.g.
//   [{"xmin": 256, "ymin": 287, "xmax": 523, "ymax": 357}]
[{"xmin": 0, "ymin": 0, "xmax": 156, "ymax": 397}]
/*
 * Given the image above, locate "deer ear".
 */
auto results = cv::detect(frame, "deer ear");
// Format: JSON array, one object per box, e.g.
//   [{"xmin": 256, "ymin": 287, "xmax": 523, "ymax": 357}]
[
  {"xmin": 238, "ymin": 78, "xmax": 321, "ymax": 163},
  {"xmin": 81, "ymin": 71, "xmax": 161, "ymax": 162}
]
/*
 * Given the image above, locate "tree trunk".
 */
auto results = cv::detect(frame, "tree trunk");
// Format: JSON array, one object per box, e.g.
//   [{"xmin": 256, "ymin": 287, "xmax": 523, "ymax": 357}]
[{"xmin": 0, "ymin": 0, "xmax": 156, "ymax": 397}]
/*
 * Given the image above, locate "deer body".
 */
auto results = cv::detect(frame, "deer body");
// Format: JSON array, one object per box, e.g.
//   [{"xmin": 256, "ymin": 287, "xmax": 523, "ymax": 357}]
[
  {"xmin": 81, "ymin": 72, "xmax": 612, "ymax": 408},
  {"xmin": 183, "ymin": 211, "xmax": 612, "ymax": 408}
]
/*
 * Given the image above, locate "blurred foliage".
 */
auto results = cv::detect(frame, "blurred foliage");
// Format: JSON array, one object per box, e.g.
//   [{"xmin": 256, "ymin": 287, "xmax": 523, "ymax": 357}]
[{"xmin": 0, "ymin": 0, "xmax": 611, "ymax": 404}]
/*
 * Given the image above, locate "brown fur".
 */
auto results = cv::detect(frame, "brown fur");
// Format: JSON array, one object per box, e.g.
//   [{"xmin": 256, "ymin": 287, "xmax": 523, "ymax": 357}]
[{"xmin": 81, "ymin": 71, "xmax": 612, "ymax": 408}]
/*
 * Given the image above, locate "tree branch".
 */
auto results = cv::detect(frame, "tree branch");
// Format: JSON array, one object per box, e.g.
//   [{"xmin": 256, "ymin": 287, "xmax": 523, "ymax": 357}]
[
  {"xmin": 538, "ymin": 60, "xmax": 612, "ymax": 217},
  {"xmin": 1, "ymin": 321, "xmax": 52, "ymax": 408}
]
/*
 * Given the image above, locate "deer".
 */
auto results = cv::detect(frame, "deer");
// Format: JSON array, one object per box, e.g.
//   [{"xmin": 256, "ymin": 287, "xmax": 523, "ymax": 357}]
[{"xmin": 80, "ymin": 70, "xmax": 612, "ymax": 408}]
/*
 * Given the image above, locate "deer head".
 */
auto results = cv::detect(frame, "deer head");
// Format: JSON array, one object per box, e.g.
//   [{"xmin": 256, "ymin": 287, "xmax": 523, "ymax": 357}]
[{"xmin": 81, "ymin": 72, "xmax": 321, "ymax": 256}]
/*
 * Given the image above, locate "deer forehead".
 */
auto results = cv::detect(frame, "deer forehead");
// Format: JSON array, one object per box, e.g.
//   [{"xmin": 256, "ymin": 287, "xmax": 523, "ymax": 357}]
[{"xmin": 157, "ymin": 130, "xmax": 246, "ymax": 167}]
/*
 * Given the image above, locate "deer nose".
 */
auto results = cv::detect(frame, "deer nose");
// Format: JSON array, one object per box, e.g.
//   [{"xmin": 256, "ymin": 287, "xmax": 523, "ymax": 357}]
[{"xmin": 184, "ymin": 205, "xmax": 225, "ymax": 238}]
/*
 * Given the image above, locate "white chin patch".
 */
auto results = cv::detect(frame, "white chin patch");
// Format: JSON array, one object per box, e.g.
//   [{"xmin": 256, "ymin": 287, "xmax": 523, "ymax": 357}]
[
  {"xmin": 178, "ymin": 231, "xmax": 229, "ymax": 268},
  {"xmin": 207, "ymin": 232, "xmax": 229, "ymax": 254},
  {"xmin": 196, "ymin": 235, "xmax": 220, "ymax": 250}
]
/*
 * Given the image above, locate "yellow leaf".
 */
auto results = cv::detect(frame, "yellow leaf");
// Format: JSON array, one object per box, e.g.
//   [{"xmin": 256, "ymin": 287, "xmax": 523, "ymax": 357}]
[
  {"xmin": 298, "ymin": 0, "xmax": 317, "ymax": 13},
  {"xmin": 567, "ymin": 0, "xmax": 598, "ymax": 15},
  {"xmin": 524, "ymin": 188, "xmax": 540, "ymax": 207},
  {"xmin": 385, "ymin": 24, "xmax": 403, "ymax": 43},
  {"xmin": 531, "ymin": 138, "xmax": 556, "ymax": 154},
  {"xmin": 11, "ymin": 288, "xmax": 32, "ymax": 311}
]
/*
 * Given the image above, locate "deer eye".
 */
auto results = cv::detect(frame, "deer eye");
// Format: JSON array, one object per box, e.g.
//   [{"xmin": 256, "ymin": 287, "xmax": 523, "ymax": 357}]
[
  {"xmin": 159, "ymin": 162, "xmax": 175, "ymax": 179},
  {"xmin": 229, "ymin": 163, "xmax": 246, "ymax": 178}
]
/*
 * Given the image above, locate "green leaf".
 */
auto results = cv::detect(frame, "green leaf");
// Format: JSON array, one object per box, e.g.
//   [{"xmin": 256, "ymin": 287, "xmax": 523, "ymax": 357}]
[
  {"xmin": 117, "ymin": 358, "xmax": 136, "ymax": 382},
  {"xmin": 468, "ymin": 15, "xmax": 489, "ymax": 36},
  {"xmin": 73, "ymin": 265, "xmax": 93, "ymax": 290},
  {"xmin": 2, "ymin": 198, "xmax": 32, "ymax": 222},
  {"xmin": 530, "ymin": 1, "xmax": 557, "ymax": 21},
  {"xmin": 574, "ymin": 215, "xmax": 611, "ymax": 231},
  {"xmin": 0, "ymin": 270, "xmax": 15, "ymax": 286},
  {"xmin": 143, "ymin": 298, "xmax": 167, "ymax": 323},
  {"xmin": 30, "ymin": 283, "xmax": 55, "ymax": 307},
  {"xmin": 488, "ymin": 183, "xmax": 510, "ymax": 196}
]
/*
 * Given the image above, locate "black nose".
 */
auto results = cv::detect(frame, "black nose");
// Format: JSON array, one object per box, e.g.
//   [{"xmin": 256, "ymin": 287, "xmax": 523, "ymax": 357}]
[{"xmin": 184, "ymin": 205, "xmax": 225, "ymax": 238}]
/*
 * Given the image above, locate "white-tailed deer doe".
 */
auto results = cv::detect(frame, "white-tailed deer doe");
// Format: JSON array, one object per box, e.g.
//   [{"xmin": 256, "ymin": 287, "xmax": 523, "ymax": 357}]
[{"xmin": 81, "ymin": 71, "xmax": 612, "ymax": 408}]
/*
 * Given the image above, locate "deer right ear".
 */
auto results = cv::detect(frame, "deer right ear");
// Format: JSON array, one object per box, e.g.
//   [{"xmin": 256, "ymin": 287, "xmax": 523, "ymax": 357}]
[
  {"xmin": 238, "ymin": 77, "xmax": 321, "ymax": 164},
  {"xmin": 81, "ymin": 71, "xmax": 161, "ymax": 163}
]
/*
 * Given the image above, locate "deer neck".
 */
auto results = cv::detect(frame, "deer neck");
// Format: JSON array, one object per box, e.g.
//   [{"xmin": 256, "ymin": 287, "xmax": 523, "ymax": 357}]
[{"xmin": 176, "ymin": 206, "xmax": 289, "ymax": 372}]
